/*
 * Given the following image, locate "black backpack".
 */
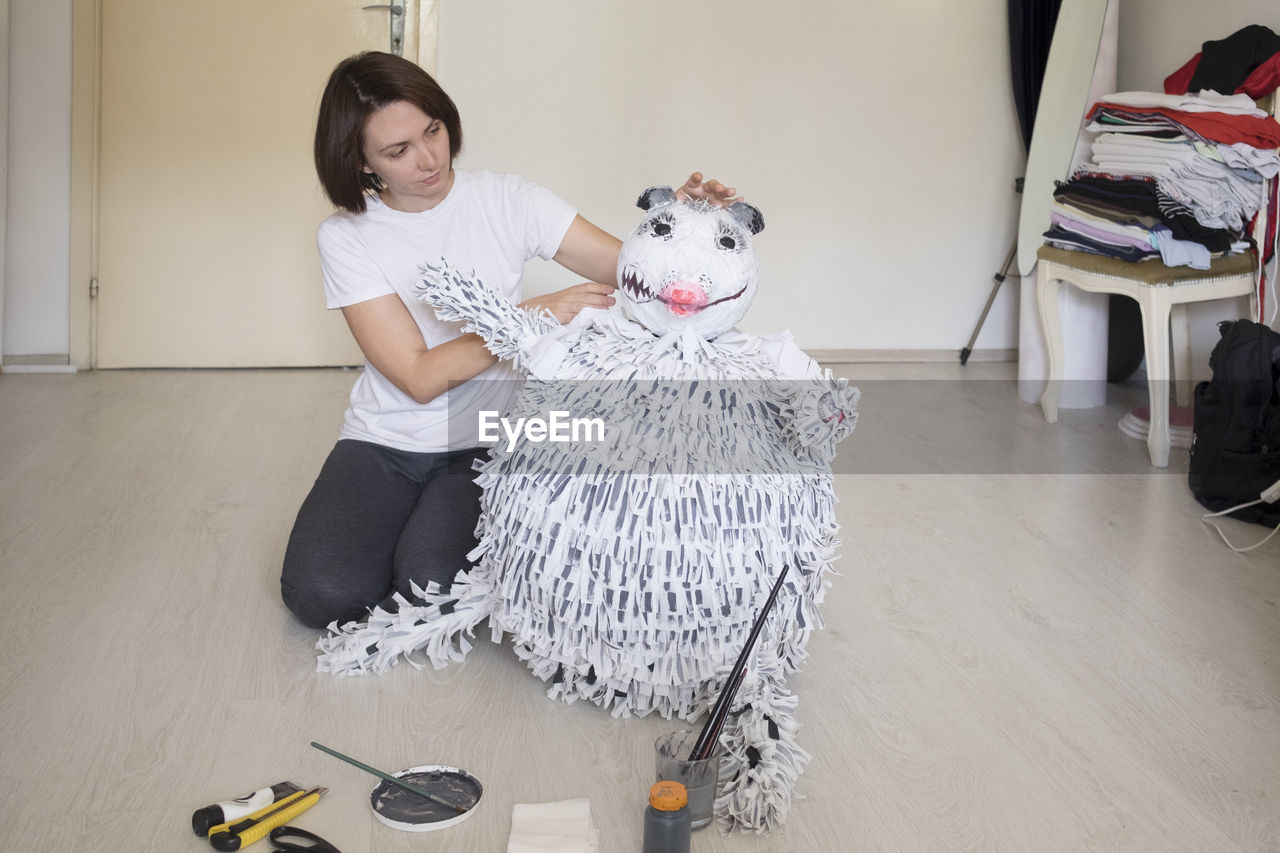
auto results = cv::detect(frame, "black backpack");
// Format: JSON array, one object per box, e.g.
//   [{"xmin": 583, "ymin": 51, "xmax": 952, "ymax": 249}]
[{"xmin": 1189, "ymin": 319, "xmax": 1280, "ymax": 526}]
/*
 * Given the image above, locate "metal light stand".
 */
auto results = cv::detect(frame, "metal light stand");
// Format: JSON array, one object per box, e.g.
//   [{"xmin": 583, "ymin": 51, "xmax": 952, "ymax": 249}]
[
  {"xmin": 959, "ymin": 241, "xmax": 1018, "ymax": 365},
  {"xmin": 959, "ymin": 178, "xmax": 1023, "ymax": 365}
]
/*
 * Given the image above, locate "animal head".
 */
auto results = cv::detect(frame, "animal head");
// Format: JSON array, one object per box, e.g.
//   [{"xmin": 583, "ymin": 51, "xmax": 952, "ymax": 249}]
[{"xmin": 616, "ymin": 187, "xmax": 765, "ymax": 340}]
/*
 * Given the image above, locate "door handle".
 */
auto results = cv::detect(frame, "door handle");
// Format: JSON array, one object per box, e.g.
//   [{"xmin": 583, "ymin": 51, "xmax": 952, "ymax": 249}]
[{"xmin": 362, "ymin": 4, "xmax": 405, "ymax": 57}]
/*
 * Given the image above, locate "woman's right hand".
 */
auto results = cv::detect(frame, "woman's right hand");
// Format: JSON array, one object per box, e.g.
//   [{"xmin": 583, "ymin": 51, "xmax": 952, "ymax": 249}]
[
  {"xmin": 520, "ymin": 281, "xmax": 616, "ymax": 324},
  {"xmin": 675, "ymin": 172, "xmax": 742, "ymax": 207}
]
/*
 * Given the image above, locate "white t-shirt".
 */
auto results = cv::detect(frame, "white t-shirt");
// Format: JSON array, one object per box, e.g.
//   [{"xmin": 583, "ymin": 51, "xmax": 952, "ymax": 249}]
[{"xmin": 317, "ymin": 169, "xmax": 577, "ymax": 452}]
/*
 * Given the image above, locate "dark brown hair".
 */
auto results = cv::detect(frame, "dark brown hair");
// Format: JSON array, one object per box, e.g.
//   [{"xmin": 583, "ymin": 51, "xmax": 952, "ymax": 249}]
[{"xmin": 314, "ymin": 52, "xmax": 463, "ymax": 214}]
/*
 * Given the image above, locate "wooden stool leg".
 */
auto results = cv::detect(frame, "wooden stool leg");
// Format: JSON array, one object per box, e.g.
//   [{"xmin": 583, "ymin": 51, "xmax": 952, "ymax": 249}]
[
  {"xmin": 1171, "ymin": 303, "xmax": 1194, "ymax": 408},
  {"xmin": 1037, "ymin": 265, "xmax": 1063, "ymax": 424},
  {"xmin": 1138, "ymin": 295, "xmax": 1172, "ymax": 468}
]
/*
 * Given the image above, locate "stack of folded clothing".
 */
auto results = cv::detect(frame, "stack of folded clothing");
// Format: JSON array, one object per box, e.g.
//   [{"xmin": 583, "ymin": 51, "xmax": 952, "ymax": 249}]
[{"xmin": 1045, "ymin": 90, "xmax": 1280, "ymax": 269}]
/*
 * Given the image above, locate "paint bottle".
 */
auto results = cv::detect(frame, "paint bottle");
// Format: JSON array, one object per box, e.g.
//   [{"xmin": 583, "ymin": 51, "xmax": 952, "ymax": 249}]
[
  {"xmin": 642, "ymin": 780, "xmax": 691, "ymax": 853},
  {"xmin": 191, "ymin": 781, "xmax": 303, "ymax": 836}
]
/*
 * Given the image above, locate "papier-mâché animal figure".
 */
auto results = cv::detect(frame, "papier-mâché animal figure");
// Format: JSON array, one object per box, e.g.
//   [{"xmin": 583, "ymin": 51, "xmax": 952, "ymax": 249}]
[{"xmin": 316, "ymin": 187, "xmax": 859, "ymax": 832}]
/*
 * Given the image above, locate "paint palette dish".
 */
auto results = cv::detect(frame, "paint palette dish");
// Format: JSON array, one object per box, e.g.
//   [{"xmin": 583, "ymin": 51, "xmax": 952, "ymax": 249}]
[{"xmin": 369, "ymin": 765, "xmax": 483, "ymax": 832}]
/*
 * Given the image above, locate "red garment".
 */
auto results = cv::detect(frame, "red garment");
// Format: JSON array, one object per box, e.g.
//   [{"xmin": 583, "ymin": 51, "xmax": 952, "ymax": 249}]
[
  {"xmin": 1087, "ymin": 102, "xmax": 1280, "ymax": 148},
  {"xmin": 1163, "ymin": 56, "xmax": 1196, "ymax": 95},
  {"xmin": 1165, "ymin": 52, "xmax": 1280, "ymax": 99}
]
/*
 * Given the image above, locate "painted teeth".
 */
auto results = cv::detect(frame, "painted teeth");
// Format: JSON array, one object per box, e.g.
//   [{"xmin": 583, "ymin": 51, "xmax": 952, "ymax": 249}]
[{"xmin": 622, "ymin": 269, "xmax": 654, "ymax": 301}]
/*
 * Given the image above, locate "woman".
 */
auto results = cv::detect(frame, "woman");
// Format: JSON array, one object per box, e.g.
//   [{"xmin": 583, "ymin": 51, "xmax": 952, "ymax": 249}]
[{"xmin": 282, "ymin": 51, "xmax": 739, "ymax": 629}]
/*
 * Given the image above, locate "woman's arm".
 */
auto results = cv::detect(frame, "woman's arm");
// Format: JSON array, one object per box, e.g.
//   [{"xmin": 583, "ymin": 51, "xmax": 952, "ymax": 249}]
[
  {"xmin": 551, "ymin": 215, "xmax": 623, "ymax": 287},
  {"xmin": 331, "ymin": 170, "xmax": 742, "ymax": 403},
  {"xmin": 341, "ymin": 293, "xmax": 498, "ymax": 404},
  {"xmin": 342, "ymin": 228, "xmax": 620, "ymax": 402}
]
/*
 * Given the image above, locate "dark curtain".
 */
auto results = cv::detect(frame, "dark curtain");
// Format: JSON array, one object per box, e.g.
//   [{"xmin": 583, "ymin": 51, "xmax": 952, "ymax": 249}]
[{"xmin": 1009, "ymin": 0, "xmax": 1064, "ymax": 153}]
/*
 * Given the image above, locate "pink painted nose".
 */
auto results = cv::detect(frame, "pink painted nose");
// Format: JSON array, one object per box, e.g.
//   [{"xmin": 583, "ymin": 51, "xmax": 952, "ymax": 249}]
[{"xmin": 659, "ymin": 281, "xmax": 708, "ymax": 316}]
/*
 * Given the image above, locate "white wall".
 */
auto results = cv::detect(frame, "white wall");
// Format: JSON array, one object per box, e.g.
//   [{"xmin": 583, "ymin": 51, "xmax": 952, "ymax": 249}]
[
  {"xmin": 3, "ymin": 0, "xmax": 72, "ymax": 361},
  {"xmin": 438, "ymin": 0, "xmax": 1027, "ymax": 352},
  {"xmin": 6, "ymin": 2, "xmax": 1277, "ymax": 361}
]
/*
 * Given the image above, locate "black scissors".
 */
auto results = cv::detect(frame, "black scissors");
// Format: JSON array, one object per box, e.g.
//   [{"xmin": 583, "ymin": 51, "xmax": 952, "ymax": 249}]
[{"xmin": 269, "ymin": 825, "xmax": 343, "ymax": 852}]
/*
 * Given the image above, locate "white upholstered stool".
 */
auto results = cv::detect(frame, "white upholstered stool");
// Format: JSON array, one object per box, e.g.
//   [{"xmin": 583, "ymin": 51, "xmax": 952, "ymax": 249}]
[{"xmin": 1036, "ymin": 244, "xmax": 1257, "ymax": 467}]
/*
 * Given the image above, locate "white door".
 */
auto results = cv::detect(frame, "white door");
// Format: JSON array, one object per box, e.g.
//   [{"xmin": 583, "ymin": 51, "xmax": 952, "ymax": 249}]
[{"xmin": 95, "ymin": 1, "xmax": 428, "ymax": 367}]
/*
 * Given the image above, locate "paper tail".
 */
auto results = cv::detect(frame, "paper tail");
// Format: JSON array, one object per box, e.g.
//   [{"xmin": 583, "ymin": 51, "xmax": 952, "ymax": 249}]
[
  {"xmin": 712, "ymin": 655, "xmax": 809, "ymax": 834},
  {"xmin": 314, "ymin": 571, "xmax": 493, "ymax": 676}
]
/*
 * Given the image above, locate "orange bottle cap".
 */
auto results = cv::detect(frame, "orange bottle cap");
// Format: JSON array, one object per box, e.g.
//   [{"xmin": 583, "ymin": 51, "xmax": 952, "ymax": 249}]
[{"xmin": 649, "ymin": 780, "xmax": 688, "ymax": 811}]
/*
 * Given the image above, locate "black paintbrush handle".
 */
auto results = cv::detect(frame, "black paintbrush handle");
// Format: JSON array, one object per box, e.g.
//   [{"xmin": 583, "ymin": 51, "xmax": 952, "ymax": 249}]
[
  {"xmin": 688, "ymin": 565, "xmax": 790, "ymax": 761},
  {"xmin": 692, "ymin": 665, "xmax": 746, "ymax": 761}
]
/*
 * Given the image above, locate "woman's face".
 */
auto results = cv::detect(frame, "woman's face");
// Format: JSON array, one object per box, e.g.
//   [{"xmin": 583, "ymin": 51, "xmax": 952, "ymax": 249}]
[{"xmin": 360, "ymin": 100, "xmax": 453, "ymax": 213}]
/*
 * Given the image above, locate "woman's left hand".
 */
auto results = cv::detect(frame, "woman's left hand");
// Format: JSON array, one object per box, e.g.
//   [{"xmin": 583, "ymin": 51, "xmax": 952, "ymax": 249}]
[
  {"xmin": 675, "ymin": 172, "xmax": 743, "ymax": 207},
  {"xmin": 521, "ymin": 281, "xmax": 616, "ymax": 325}
]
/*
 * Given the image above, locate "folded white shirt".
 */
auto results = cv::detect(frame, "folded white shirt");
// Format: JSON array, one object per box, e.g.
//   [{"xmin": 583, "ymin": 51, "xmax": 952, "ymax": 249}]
[
  {"xmin": 1094, "ymin": 132, "xmax": 1191, "ymax": 151},
  {"xmin": 1096, "ymin": 90, "xmax": 1266, "ymax": 117}
]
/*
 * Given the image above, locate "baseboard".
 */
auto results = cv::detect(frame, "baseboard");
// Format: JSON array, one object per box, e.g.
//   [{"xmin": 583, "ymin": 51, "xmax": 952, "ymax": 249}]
[
  {"xmin": 811, "ymin": 348, "xmax": 1016, "ymax": 364},
  {"xmin": 2, "ymin": 354, "xmax": 78, "ymax": 374}
]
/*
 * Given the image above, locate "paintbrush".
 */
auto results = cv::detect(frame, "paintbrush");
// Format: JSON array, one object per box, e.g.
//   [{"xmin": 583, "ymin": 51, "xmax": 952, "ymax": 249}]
[
  {"xmin": 688, "ymin": 564, "xmax": 790, "ymax": 761},
  {"xmin": 310, "ymin": 742, "xmax": 469, "ymax": 814}
]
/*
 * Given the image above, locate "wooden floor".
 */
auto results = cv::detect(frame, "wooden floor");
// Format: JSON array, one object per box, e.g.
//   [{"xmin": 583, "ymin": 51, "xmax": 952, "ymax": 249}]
[{"xmin": 1, "ymin": 363, "xmax": 1276, "ymax": 851}]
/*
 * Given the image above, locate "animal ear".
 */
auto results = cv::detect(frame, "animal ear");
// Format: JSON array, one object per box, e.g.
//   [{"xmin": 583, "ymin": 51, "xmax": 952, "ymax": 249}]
[
  {"xmin": 636, "ymin": 186, "xmax": 678, "ymax": 211},
  {"xmin": 727, "ymin": 201, "xmax": 765, "ymax": 235}
]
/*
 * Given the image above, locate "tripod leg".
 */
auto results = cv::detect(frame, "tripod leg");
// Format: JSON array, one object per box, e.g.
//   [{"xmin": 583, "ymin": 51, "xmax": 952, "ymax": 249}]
[{"xmin": 960, "ymin": 241, "xmax": 1018, "ymax": 365}]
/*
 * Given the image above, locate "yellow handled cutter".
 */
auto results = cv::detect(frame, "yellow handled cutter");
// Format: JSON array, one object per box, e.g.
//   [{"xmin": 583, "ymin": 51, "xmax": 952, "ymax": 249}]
[{"xmin": 207, "ymin": 787, "xmax": 326, "ymax": 851}]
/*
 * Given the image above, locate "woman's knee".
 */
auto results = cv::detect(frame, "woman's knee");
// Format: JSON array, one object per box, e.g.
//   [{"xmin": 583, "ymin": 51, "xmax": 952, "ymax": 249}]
[
  {"xmin": 280, "ymin": 567, "xmax": 369, "ymax": 630},
  {"xmin": 280, "ymin": 537, "xmax": 382, "ymax": 629}
]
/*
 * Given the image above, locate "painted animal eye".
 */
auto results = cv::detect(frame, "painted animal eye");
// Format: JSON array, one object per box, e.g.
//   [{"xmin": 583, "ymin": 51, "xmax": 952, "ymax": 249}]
[
  {"xmin": 716, "ymin": 224, "xmax": 745, "ymax": 252},
  {"xmin": 649, "ymin": 212, "xmax": 675, "ymax": 239}
]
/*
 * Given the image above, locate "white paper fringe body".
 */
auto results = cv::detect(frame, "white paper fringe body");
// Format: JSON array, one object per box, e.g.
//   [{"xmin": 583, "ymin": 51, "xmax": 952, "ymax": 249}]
[{"xmin": 317, "ymin": 261, "xmax": 859, "ymax": 832}]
